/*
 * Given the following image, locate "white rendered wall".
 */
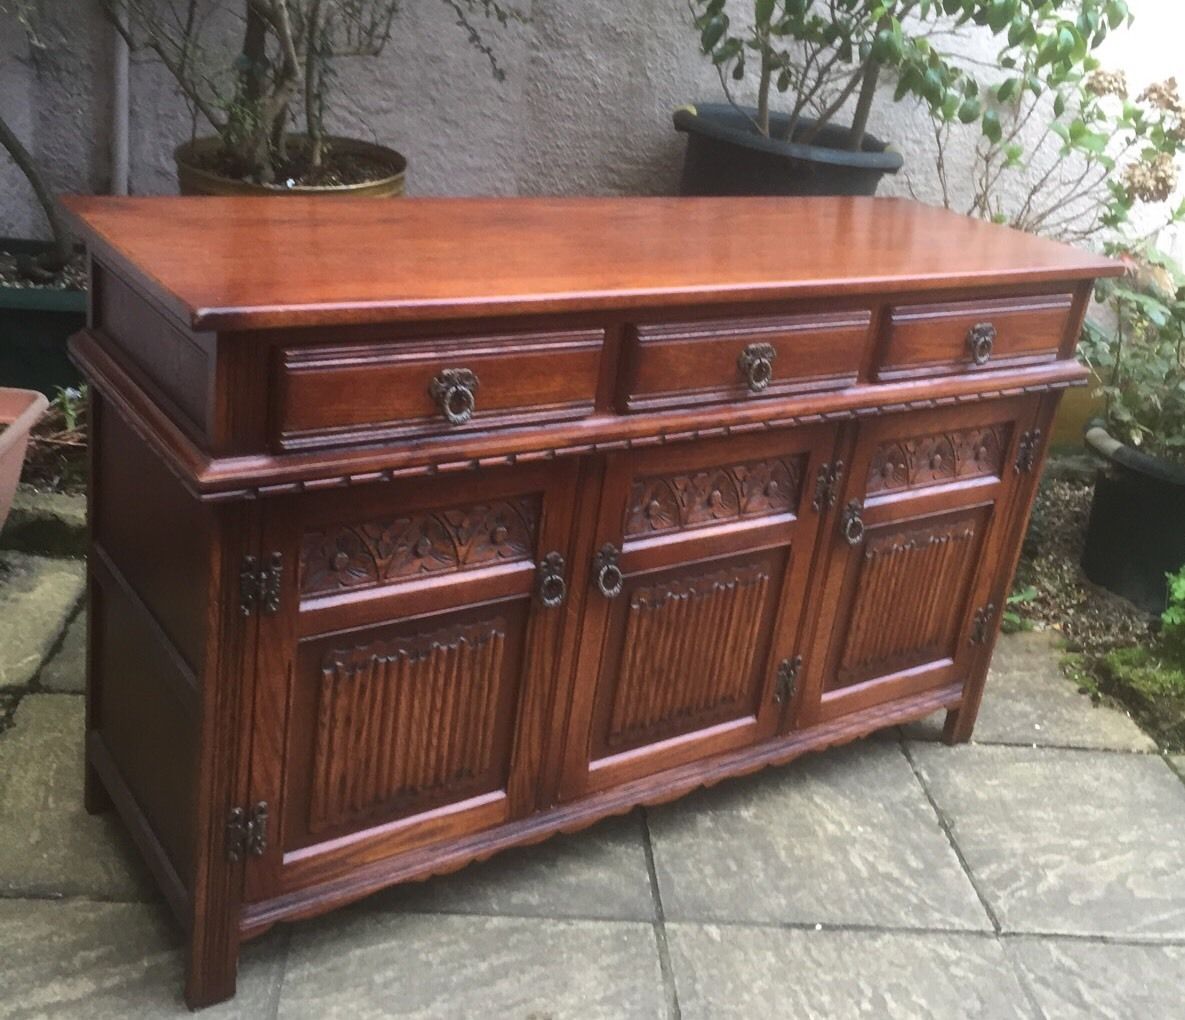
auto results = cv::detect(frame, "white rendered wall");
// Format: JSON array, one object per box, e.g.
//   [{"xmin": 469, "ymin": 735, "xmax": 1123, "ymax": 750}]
[{"xmin": 0, "ymin": 0, "xmax": 1180, "ymax": 248}]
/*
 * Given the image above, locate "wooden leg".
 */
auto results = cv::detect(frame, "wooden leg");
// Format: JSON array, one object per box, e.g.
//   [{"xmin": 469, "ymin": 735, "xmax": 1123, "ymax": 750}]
[
  {"xmin": 184, "ymin": 915, "xmax": 241, "ymax": 1010},
  {"xmin": 941, "ymin": 706, "xmax": 973, "ymax": 745},
  {"xmin": 942, "ymin": 670, "xmax": 988, "ymax": 745}
]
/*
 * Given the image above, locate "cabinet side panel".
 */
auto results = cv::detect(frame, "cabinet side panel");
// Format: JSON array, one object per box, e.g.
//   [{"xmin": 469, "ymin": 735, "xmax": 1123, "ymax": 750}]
[
  {"xmin": 89, "ymin": 400, "xmax": 209, "ymax": 887},
  {"xmin": 92, "ymin": 263, "xmax": 213, "ymax": 439},
  {"xmin": 93, "ymin": 405, "xmax": 210, "ymax": 672}
]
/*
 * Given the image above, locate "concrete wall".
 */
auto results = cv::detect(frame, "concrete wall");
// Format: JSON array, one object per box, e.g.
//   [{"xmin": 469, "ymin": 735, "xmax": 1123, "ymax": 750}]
[{"xmin": 0, "ymin": 0, "xmax": 1179, "ymax": 245}]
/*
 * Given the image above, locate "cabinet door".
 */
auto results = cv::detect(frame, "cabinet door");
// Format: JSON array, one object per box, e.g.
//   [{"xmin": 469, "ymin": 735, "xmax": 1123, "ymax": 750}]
[
  {"xmin": 244, "ymin": 462, "xmax": 578, "ymax": 900},
  {"xmin": 798, "ymin": 397, "xmax": 1037, "ymax": 725},
  {"xmin": 557, "ymin": 427, "xmax": 836, "ymax": 800}
]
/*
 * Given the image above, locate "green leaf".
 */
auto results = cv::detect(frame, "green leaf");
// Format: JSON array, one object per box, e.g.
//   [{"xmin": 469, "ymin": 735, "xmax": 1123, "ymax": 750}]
[
  {"xmin": 958, "ymin": 97, "xmax": 982, "ymax": 123},
  {"xmin": 700, "ymin": 15, "xmax": 726, "ymax": 52},
  {"xmin": 996, "ymin": 77, "xmax": 1019, "ymax": 102},
  {"xmin": 983, "ymin": 109, "xmax": 1003, "ymax": 143}
]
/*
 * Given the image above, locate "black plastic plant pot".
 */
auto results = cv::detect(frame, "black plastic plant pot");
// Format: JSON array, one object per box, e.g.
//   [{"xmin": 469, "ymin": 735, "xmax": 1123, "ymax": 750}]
[
  {"xmin": 673, "ymin": 103, "xmax": 904, "ymax": 197},
  {"xmin": 1081, "ymin": 422, "xmax": 1185, "ymax": 614},
  {"xmin": 0, "ymin": 239, "xmax": 85, "ymax": 396}
]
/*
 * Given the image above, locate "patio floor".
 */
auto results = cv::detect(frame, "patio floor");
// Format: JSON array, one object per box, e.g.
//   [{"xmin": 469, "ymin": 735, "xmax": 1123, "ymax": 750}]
[{"xmin": 2, "ymin": 555, "xmax": 1185, "ymax": 1018}]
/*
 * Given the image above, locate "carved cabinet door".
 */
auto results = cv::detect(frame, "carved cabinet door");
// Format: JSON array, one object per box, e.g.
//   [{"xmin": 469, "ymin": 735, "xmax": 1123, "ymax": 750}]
[
  {"xmin": 796, "ymin": 396, "xmax": 1040, "ymax": 726},
  {"xmin": 556, "ymin": 426, "xmax": 837, "ymax": 801},
  {"xmin": 242, "ymin": 461, "xmax": 579, "ymax": 901}
]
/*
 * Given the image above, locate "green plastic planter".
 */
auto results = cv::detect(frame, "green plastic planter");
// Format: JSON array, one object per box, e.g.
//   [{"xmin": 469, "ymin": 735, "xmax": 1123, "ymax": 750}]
[{"xmin": 0, "ymin": 239, "xmax": 86, "ymax": 396}]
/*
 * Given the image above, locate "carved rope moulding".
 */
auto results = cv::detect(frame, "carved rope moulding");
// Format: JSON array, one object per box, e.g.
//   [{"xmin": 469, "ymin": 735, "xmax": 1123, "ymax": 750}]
[
  {"xmin": 301, "ymin": 496, "xmax": 540, "ymax": 596},
  {"xmin": 867, "ymin": 425, "xmax": 1009, "ymax": 494},
  {"xmin": 625, "ymin": 455, "xmax": 804, "ymax": 538}
]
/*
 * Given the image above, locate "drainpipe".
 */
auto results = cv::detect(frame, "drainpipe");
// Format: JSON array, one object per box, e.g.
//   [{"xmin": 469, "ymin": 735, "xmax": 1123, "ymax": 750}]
[{"xmin": 111, "ymin": 16, "xmax": 129, "ymax": 195}]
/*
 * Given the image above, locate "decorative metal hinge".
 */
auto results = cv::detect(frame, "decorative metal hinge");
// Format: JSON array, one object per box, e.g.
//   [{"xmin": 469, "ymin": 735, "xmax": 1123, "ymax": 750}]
[
  {"xmin": 969, "ymin": 604, "xmax": 997, "ymax": 646},
  {"xmin": 812, "ymin": 461, "xmax": 844, "ymax": 512},
  {"xmin": 774, "ymin": 655, "xmax": 803, "ymax": 705},
  {"xmin": 1014, "ymin": 429, "xmax": 1042, "ymax": 474},
  {"xmin": 226, "ymin": 801, "xmax": 268, "ymax": 862},
  {"xmin": 240, "ymin": 553, "xmax": 283, "ymax": 616}
]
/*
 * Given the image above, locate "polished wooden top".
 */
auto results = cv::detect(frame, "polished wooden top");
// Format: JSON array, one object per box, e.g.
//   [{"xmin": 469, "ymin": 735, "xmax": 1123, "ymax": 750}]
[{"xmin": 62, "ymin": 195, "xmax": 1120, "ymax": 331}]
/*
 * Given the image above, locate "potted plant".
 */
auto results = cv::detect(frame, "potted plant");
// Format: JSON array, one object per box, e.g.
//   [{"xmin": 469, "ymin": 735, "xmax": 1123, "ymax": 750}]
[
  {"xmin": 0, "ymin": 0, "xmax": 86, "ymax": 395},
  {"xmin": 102, "ymin": 0, "xmax": 522, "ymax": 195},
  {"xmin": 677, "ymin": 0, "xmax": 1133, "ymax": 197},
  {"xmin": 1078, "ymin": 244, "xmax": 1185, "ymax": 613}
]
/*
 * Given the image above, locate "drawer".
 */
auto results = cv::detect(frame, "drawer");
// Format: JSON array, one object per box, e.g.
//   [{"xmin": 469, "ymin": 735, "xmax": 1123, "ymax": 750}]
[
  {"xmin": 273, "ymin": 328, "xmax": 604, "ymax": 450},
  {"xmin": 621, "ymin": 311, "xmax": 872, "ymax": 413},
  {"xmin": 877, "ymin": 293, "xmax": 1074, "ymax": 381}
]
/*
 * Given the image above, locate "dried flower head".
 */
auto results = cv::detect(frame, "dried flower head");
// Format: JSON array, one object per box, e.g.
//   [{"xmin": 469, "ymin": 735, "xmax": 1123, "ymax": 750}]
[
  {"xmin": 1137, "ymin": 78, "xmax": 1184, "ymax": 115},
  {"xmin": 1086, "ymin": 70, "xmax": 1128, "ymax": 98},
  {"xmin": 1123, "ymin": 152, "xmax": 1179, "ymax": 203}
]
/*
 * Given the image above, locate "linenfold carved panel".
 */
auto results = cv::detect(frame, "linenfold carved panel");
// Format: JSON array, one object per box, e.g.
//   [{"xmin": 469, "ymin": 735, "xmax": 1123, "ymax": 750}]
[
  {"xmin": 626, "ymin": 455, "xmax": 803, "ymax": 538},
  {"xmin": 604, "ymin": 563, "xmax": 770, "ymax": 751},
  {"xmin": 301, "ymin": 496, "xmax": 539, "ymax": 596},
  {"xmin": 309, "ymin": 620, "xmax": 507, "ymax": 832},
  {"xmin": 867, "ymin": 425, "xmax": 1008, "ymax": 495},
  {"xmin": 832, "ymin": 516, "xmax": 982, "ymax": 689}
]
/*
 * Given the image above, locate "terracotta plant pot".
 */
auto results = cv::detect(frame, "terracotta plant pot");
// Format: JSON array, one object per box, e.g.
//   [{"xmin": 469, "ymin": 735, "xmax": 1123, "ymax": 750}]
[
  {"xmin": 0, "ymin": 387, "xmax": 48, "ymax": 533},
  {"xmin": 175, "ymin": 135, "xmax": 407, "ymax": 197},
  {"xmin": 673, "ymin": 102, "xmax": 903, "ymax": 197}
]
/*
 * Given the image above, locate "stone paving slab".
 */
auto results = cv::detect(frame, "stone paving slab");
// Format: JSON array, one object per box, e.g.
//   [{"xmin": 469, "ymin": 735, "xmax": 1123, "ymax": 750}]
[
  {"xmin": 649, "ymin": 739, "xmax": 991, "ymax": 931},
  {"xmin": 0, "ymin": 551, "xmax": 84, "ymax": 690},
  {"xmin": 37, "ymin": 608, "xmax": 85, "ymax": 694},
  {"xmin": 279, "ymin": 911, "xmax": 665, "ymax": 1019},
  {"xmin": 374, "ymin": 811, "xmax": 655, "ymax": 921},
  {"xmin": 910, "ymin": 743, "xmax": 1185, "ymax": 938},
  {"xmin": 0, "ymin": 695, "xmax": 153, "ymax": 900},
  {"xmin": 904, "ymin": 632, "xmax": 1155, "ymax": 751},
  {"xmin": 0, "ymin": 899, "xmax": 286, "ymax": 1020},
  {"xmin": 667, "ymin": 924, "xmax": 1037, "ymax": 1019},
  {"xmin": 1007, "ymin": 936, "xmax": 1185, "ymax": 1020},
  {"xmin": 0, "ymin": 487, "xmax": 87, "ymax": 557}
]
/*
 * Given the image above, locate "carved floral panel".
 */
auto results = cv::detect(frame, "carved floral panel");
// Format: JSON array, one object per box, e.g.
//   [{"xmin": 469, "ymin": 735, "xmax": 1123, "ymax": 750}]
[
  {"xmin": 301, "ymin": 496, "xmax": 539, "ymax": 596},
  {"xmin": 866, "ymin": 425, "xmax": 1009, "ymax": 495},
  {"xmin": 625, "ymin": 455, "xmax": 804, "ymax": 538}
]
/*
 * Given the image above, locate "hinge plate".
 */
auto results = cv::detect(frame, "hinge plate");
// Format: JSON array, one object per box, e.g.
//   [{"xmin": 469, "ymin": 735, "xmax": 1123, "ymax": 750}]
[
  {"xmin": 1015, "ymin": 429, "xmax": 1042, "ymax": 474},
  {"xmin": 812, "ymin": 461, "xmax": 844, "ymax": 512},
  {"xmin": 774, "ymin": 655, "xmax": 803, "ymax": 705},
  {"xmin": 969, "ymin": 604, "xmax": 997, "ymax": 646},
  {"xmin": 240, "ymin": 553, "xmax": 283, "ymax": 617},
  {"xmin": 226, "ymin": 801, "xmax": 268, "ymax": 862}
]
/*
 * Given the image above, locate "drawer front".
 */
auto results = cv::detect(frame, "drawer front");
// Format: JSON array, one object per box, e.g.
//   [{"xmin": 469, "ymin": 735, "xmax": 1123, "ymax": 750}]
[
  {"xmin": 878, "ymin": 293, "xmax": 1073, "ymax": 380},
  {"xmin": 274, "ymin": 329, "xmax": 604, "ymax": 450},
  {"xmin": 622, "ymin": 311, "xmax": 872, "ymax": 413}
]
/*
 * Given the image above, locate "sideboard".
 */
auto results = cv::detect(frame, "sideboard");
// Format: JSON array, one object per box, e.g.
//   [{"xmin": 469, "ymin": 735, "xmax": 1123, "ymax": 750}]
[{"xmin": 63, "ymin": 195, "xmax": 1119, "ymax": 1008}]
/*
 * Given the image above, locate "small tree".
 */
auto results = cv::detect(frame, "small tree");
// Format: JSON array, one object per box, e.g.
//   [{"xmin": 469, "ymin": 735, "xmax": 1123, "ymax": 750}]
[
  {"xmin": 99, "ymin": 0, "xmax": 523, "ymax": 184},
  {"xmin": 688, "ymin": 0, "xmax": 1135, "ymax": 154},
  {"xmin": 0, "ymin": 0, "xmax": 71, "ymax": 272}
]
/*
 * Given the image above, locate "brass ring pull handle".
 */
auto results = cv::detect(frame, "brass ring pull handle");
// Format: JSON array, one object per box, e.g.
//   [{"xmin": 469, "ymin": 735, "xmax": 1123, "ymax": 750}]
[
  {"xmin": 593, "ymin": 543, "xmax": 625, "ymax": 599},
  {"xmin": 737, "ymin": 342, "xmax": 777, "ymax": 393},
  {"xmin": 966, "ymin": 323, "xmax": 996, "ymax": 366},
  {"xmin": 428, "ymin": 368, "xmax": 480, "ymax": 425},
  {"xmin": 841, "ymin": 499, "xmax": 866, "ymax": 546},
  {"xmin": 536, "ymin": 552, "xmax": 568, "ymax": 608}
]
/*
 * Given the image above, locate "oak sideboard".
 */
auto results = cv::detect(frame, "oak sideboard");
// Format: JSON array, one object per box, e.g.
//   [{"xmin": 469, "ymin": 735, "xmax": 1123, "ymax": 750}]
[{"xmin": 63, "ymin": 195, "xmax": 1118, "ymax": 1008}]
